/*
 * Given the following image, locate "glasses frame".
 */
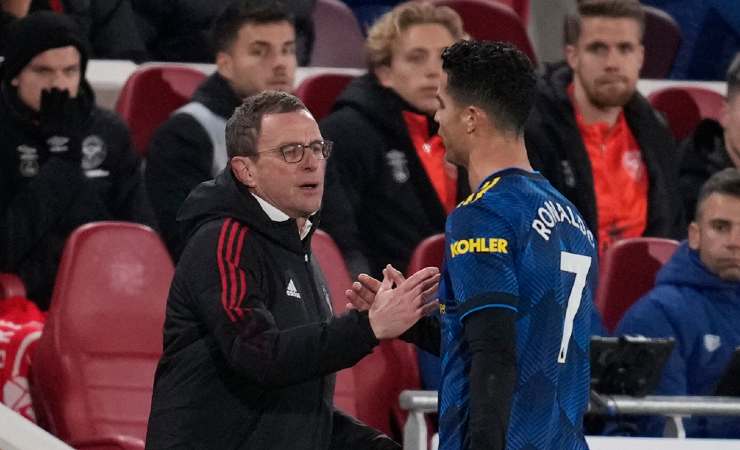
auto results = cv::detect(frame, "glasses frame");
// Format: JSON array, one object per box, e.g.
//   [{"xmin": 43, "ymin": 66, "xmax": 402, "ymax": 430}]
[{"xmin": 254, "ymin": 139, "xmax": 333, "ymax": 164}]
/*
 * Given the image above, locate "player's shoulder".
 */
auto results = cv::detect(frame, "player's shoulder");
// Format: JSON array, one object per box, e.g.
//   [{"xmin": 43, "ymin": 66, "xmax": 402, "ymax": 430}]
[{"xmin": 454, "ymin": 169, "xmax": 542, "ymax": 221}]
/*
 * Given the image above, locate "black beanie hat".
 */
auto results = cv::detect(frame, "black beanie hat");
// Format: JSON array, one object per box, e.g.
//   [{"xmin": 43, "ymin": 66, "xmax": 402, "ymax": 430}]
[{"xmin": 1, "ymin": 11, "xmax": 88, "ymax": 83}]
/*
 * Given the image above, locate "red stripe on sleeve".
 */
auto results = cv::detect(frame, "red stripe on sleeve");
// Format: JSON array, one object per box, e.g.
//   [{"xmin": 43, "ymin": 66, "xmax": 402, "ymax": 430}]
[
  {"xmin": 217, "ymin": 219, "xmax": 237, "ymax": 322},
  {"xmin": 233, "ymin": 226, "xmax": 249, "ymax": 317},
  {"xmin": 225, "ymin": 222, "xmax": 239, "ymax": 319}
]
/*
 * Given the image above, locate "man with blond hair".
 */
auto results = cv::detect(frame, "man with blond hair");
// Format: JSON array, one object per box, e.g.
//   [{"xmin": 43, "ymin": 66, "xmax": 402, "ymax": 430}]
[{"xmin": 320, "ymin": 1, "xmax": 467, "ymax": 277}]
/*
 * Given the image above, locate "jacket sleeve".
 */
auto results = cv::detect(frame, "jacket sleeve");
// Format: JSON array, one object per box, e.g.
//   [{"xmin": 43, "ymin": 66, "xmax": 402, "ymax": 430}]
[
  {"xmin": 181, "ymin": 221, "xmax": 380, "ymax": 388},
  {"xmin": 464, "ymin": 307, "xmax": 517, "ymax": 450},
  {"xmin": 329, "ymin": 409, "xmax": 399, "ymax": 450},
  {"xmin": 145, "ymin": 113, "xmax": 214, "ymax": 258},
  {"xmin": 0, "ymin": 157, "xmax": 85, "ymax": 270}
]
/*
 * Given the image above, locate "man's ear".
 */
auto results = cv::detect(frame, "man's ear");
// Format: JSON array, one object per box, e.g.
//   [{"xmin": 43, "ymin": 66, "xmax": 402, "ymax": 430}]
[
  {"xmin": 216, "ymin": 50, "xmax": 234, "ymax": 81},
  {"xmin": 688, "ymin": 221, "xmax": 701, "ymax": 250},
  {"xmin": 466, "ymin": 105, "xmax": 487, "ymax": 134},
  {"xmin": 375, "ymin": 65, "xmax": 394, "ymax": 90},
  {"xmin": 231, "ymin": 156, "xmax": 257, "ymax": 188},
  {"xmin": 720, "ymin": 101, "xmax": 730, "ymax": 129},
  {"xmin": 565, "ymin": 44, "xmax": 578, "ymax": 71}
]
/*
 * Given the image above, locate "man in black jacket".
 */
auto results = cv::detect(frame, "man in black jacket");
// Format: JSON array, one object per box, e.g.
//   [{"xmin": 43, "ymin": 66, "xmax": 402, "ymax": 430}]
[
  {"xmin": 679, "ymin": 53, "xmax": 740, "ymax": 222},
  {"xmin": 146, "ymin": 91, "xmax": 439, "ymax": 449},
  {"xmin": 525, "ymin": 0, "xmax": 684, "ymax": 257},
  {"xmin": 0, "ymin": 12, "xmax": 153, "ymax": 309},
  {"xmin": 145, "ymin": 0, "xmax": 297, "ymax": 259},
  {"xmin": 320, "ymin": 1, "xmax": 468, "ymax": 277}
]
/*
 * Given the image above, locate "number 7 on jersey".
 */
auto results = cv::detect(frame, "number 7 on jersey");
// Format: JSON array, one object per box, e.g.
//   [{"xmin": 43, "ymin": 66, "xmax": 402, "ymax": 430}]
[{"xmin": 558, "ymin": 251, "xmax": 592, "ymax": 363}]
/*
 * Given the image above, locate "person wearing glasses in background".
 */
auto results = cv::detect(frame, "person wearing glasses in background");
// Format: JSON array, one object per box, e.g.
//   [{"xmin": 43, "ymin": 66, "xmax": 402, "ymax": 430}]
[{"xmin": 146, "ymin": 91, "xmax": 440, "ymax": 450}]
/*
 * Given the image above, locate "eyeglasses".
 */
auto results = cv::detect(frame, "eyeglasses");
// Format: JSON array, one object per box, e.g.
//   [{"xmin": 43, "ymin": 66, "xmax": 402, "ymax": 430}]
[{"xmin": 256, "ymin": 140, "xmax": 333, "ymax": 163}]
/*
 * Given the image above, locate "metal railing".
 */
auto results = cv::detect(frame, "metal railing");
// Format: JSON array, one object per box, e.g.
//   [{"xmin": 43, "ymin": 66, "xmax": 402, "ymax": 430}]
[{"xmin": 399, "ymin": 390, "xmax": 740, "ymax": 450}]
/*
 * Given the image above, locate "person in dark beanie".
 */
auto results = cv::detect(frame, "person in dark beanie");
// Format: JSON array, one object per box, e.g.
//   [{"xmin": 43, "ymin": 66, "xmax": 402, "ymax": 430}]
[{"xmin": 0, "ymin": 11, "xmax": 155, "ymax": 310}]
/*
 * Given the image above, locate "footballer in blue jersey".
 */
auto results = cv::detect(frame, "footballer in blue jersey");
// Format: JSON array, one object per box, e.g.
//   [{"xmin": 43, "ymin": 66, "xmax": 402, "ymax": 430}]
[
  {"xmin": 346, "ymin": 40, "xmax": 599, "ymax": 450},
  {"xmin": 437, "ymin": 168, "xmax": 597, "ymax": 450},
  {"xmin": 431, "ymin": 41, "xmax": 598, "ymax": 450}
]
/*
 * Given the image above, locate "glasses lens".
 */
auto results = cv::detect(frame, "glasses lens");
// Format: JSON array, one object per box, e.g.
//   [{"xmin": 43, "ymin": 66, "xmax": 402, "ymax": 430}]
[{"xmin": 281, "ymin": 144, "xmax": 303, "ymax": 163}]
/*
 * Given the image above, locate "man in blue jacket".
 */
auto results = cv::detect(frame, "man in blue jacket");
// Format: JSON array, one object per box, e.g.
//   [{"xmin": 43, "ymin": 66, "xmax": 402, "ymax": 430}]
[{"xmin": 617, "ymin": 167, "xmax": 740, "ymax": 438}]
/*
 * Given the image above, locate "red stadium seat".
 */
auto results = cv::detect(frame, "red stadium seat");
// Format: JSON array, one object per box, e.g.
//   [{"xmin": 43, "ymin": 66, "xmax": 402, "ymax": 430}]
[
  {"xmin": 406, "ymin": 234, "xmax": 446, "ymax": 275},
  {"xmin": 115, "ymin": 65, "xmax": 206, "ymax": 156},
  {"xmin": 31, "ymin": 222, "xmax": 174, "ymax": 449},
  {"xmin": 295, "ymin": 73, "xmax": 355, "ymax": 122},
  {"xmin": 431, "ymin": 0, "xmax": 536, "ymax": 65},
  {"xmin": 311, "ymin": 0, "xmax": 366, "ymax": 68},
  {"xmin": 497, "ymin": 0, "xmax": 529, "ymax": 22},
  {"xmin": 0, "ymin": 273, "xmax": 26, "ymax": 300},
  {"xmin": 311, "ymin": 230, "xmax": 357, "ymax": 415},
  {"xmin": 648, "ymin": 86, "xmax": 725, "ymax": 141},
  {"xmin": 596, "ymin": 237, "xmax": 679, "ymax": 332}
]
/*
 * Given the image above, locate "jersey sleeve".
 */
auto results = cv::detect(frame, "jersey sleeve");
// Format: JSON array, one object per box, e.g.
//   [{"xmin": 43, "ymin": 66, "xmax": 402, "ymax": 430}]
[{"xmin": 446, "ymin": 201, "xmax": 519, "ymax": 322}]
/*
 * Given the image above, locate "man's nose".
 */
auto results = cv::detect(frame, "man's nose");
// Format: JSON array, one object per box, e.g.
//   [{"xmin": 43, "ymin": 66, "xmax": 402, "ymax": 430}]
[
  {"xmin": 729, "ymin": 226, "xmax": 740, "ymax": 248},
  {"xmin": 299, "ymin": 147, "xmax": 320, "ymax": 170}
]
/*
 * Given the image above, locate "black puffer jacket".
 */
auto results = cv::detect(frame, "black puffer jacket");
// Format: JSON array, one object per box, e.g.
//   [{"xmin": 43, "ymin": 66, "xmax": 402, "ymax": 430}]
[
  {"xmin": 678, "ymin": 118, "xmax": 735, "ymax": 222},
  {"xmin": 0, "ymin": 81, "xmax": 153, "ymax": 308},
  {"xmin": 146, "ymin": 168, "xmax": 394, "ymax": 450},
  {"xmin": 525, "ymin": 63, "xmax": 685, "ymax": 245}
]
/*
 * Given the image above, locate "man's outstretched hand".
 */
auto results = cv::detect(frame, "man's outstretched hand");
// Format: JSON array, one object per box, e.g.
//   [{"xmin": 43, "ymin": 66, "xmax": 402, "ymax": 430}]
[{"xmin": 359, "ymin": 265, "xmax": 439, "ymax": 340}]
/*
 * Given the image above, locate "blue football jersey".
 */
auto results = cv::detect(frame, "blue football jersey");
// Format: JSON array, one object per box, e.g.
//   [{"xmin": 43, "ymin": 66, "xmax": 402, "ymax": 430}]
[{"xmin": 437, "ymin": 168, "xmax": 598, "ymax": 450}]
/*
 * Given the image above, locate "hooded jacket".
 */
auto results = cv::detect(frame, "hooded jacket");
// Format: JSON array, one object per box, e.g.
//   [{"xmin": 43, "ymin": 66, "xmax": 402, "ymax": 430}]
[
  {"xmin": 617, "ymin": 242, "xmax": 740, "ymax": 438},
  {"xmin": 524, "ymin": 64, "xmax": 685, "ymax": 246},
  {"xmin": 145, "ymin": 72, "xmax": 242, "ymax": 259},
  {"xmin": 0, "ymin": 79, "xmax": 153, "ymax": 309},
  {"xmin": 678, "ymin": 119, "xmax": 735, "ymax": 223},
  {"xmin": 146, "ymin": 168, "xmax": 394, "ymax": 450},
  {"xmin": 319, "ymin": 73, "xmax": 469, "ymax": 278}
]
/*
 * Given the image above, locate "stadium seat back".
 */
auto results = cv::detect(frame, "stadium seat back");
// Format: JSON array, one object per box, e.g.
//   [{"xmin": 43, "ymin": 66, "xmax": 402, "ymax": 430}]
[
  {"xmin": 641, "ymin": 6, "xmax": 682, "ymax": 79},
  {"xmin": 596, "ymin": 237, "xmax": 679, "ymax": 332},
  {"xmin": 648, "ymin": 86, "xmax": 724, "ymax": 141},
  {"xmin": 311, "ymin": 0, "xmax": 366, "ymax": 68},
  {"xmin": 115, "ymin": 65, "xmax": 206, "ymax": 156},
  {"xmin": 406, "ymin": 234, "xmax": 446, "ymax": 275},
  {"xmin": 31, "ymin": 222, "xmax": 173, "ymax": 444},
  {"xmin": 296, "ymin": 73, "xmax": 355, "ymax": 122},
  {"xmin": 431, "ymin": 0, "xmax": 536, "ymax": 64}
]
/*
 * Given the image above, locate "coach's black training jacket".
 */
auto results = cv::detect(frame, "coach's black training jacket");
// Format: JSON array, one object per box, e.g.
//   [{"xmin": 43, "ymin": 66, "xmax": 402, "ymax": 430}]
[{"xmin": 145, "ymin": 167, "xmax": 390, "ymax": 450}]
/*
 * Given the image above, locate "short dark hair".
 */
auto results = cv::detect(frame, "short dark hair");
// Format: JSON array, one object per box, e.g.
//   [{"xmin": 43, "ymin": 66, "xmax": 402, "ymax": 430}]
[
  {"xmin": 695, "ymin": 168, "xmax": 740, "ymax": 220},
  {"xmin": 727, "ymin": 53, "xmax": 740, "ymax": 100},
  {"xmin": 568, "ymin": 0, "xmax": 645, "ymax": 45},
  {"xmin": 226, "ymin": 90, "xmax": 308, "ymax": 158},
  {"xmin": 441, "ymin": 40, "xmax": 536, "ymax": 135},
  {"xmin": 210, "ymin": 0, "xmax": 294, "ymax": 54}
]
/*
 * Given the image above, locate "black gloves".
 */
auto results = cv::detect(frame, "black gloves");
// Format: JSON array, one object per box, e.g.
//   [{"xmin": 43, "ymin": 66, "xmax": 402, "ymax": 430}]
[{"xmin": 39, "ymin": 88, "xmax": 87, "ymax": 163}]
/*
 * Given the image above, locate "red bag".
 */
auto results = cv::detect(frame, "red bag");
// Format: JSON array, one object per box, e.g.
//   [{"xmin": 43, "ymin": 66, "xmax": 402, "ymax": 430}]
[{"xmin": 0, "ymin": 297, "xmax": 45, "ymax": 422}]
